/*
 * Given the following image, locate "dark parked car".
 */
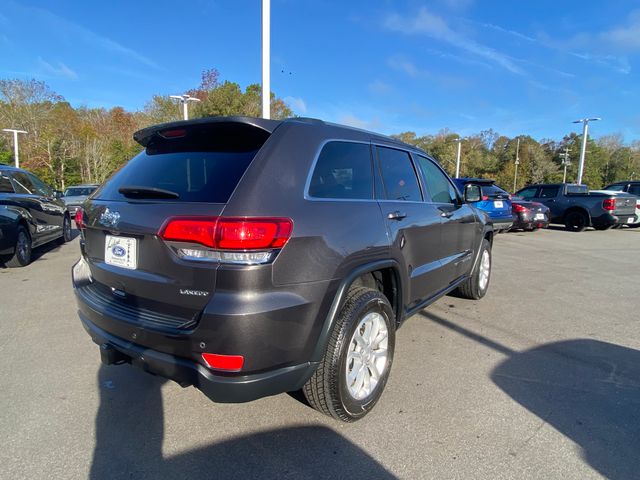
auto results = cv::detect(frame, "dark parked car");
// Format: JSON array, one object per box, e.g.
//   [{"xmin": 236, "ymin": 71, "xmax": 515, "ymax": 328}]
[
  {"xmin": 62, "ymin": 184, "xmax": 99, "ymax": 217},
  {"xmin": 73, "ymin": 116, "xmax": 494, "ymax": 421},
  {"xmin": 0, "ymin": 164, "xmax": 72, "ymax": 267},
  {"xmin": 452, "ymin": 178, "xmax": 513, "ymax": 232},
  {"xmin": 516, "ymin": 183, "xmax": 637, "ymax": 232},
  {"xmin": 510, "ymin": 197, "xmax": 550, "ymax": 231}
]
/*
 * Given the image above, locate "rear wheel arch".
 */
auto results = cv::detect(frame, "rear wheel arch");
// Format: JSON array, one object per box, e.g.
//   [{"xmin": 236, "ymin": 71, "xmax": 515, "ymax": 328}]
[
  {"xmin": 310, "ymin": 260, "xmax": 404, "ymax": 363},
  {"xmin": 563, "ymin": 207, "xmax": 590, "ymax": 223}
]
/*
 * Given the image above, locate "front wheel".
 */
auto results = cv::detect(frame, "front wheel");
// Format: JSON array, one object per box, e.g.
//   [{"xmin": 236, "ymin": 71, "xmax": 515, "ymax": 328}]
[
  {"xmin": 303, "ymin": 287, "xmax": 395, "ymax": 422},
  {"xmin": 456, "ymin": 238, "xmax": 492, "ymax": 300},
  {"xmin": 6, "ymin": 226, "xmax": 32, "ymax": 268}
]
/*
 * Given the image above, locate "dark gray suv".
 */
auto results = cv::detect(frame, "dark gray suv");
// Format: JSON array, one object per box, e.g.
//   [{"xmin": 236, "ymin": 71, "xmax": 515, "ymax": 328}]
[{"xmin": 73, "ymin": 116, "xmax": 493, "ymax": 421}]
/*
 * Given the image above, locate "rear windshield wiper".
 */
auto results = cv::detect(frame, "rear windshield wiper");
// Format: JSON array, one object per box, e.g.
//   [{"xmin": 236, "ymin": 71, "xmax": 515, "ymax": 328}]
[{"xmin": 118, "ymin": 186, "xmax": 180, "ymax": 199}]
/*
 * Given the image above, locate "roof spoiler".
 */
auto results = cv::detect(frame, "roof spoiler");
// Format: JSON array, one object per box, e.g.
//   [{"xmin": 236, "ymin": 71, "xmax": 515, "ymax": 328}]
[{"xmin": 133, "ymin": 116, "xmax": 282, "ymax": 147}]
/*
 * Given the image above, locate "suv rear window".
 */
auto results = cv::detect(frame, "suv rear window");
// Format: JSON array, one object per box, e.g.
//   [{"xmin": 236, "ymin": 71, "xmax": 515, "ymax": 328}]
[
  {"xmin": 308, "ymin": 141, "xmax": 373, "ymax": 199},
  {"xmin": 481, "ymin": 184, "xmax": 509, "ymax": 198},
  {"xmin": 96, "ymin": 124, "xmax": 268, "ymax": 203}
]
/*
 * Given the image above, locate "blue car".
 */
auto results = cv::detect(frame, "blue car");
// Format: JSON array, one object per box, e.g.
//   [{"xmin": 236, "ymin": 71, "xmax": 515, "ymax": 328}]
[{"xmin": 453, "ymin": 178, "xmax": 513, "ymax": 232}]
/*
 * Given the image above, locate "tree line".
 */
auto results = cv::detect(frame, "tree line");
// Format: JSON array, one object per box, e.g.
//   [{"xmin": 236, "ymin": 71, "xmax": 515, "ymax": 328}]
[{"xmin": 1, "ymin": 69, "xmax": 638, "ymax": 192}]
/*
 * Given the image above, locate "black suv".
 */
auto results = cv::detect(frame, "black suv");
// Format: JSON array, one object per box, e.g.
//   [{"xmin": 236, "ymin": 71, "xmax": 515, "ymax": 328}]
[
  {"xmin": 73, "ymin": 117, "xmax": 493, "ymax": 421},
  {"xmin": 0, "ymin": 164, "xmax": 72, "ymax": 267}
]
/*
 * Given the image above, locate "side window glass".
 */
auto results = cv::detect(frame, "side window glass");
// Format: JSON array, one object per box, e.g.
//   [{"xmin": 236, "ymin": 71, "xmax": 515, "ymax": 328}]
[
  {"xmin": 0, "ymin": 173, "xmax": 14, "ymax": 193},
  {"xmin": 376, "ymin": 147, "xmax": 422, "ymax": 202},
  {"xmin": 308, "ymin": 141, "xmax": 373, "ymax": 199},
  {"xmin": 539, "ymin": 186, "xmax": 560, "ymax": 198},
  {"xmin": 28, "ymin": 173, "xmax": 53, "ymax": 197},
  {"xmin": 415, "ymin": 155, "xmax": 457, "ymax": 204},
  {"xmin": 11, "ymin": 173, "xmax": 35, "ymax": 194},
  {"xmin": 628, "ymin": 185, "xmax": 640, "ymax": 195},
  {"xmin": 517, "ymin": 188, "xmax": 538, "ymax": 200}
]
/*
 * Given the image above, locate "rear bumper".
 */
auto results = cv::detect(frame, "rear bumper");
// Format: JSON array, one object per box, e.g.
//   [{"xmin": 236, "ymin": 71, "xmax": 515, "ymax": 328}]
[
  {"xmin": 511, "ymin": 213, "xmax": 549, "ymax": 230},
  {"xmin": 593, "ymin": 213, "xmax": 637, "ymax": 227},
  {"xmin": 491, "ymin": 219, "xmax": 513, "ymax": 231},
  {"xmin": 72, "ymin": 256, "xmax": 324, "ymax": 402},
  {"xmin": 79, "ymin": 310, "xmax": 317, "ymax": 403}
]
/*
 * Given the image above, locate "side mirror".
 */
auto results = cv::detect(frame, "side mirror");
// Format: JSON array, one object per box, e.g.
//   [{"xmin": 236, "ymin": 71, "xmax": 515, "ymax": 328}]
[
  {"xmin": 464, "ymin": 184, "xmax": 481, "ymax": 203},
  {"xmin": 54, "ymin": 190, "xmax": 63, "ymax": 199}
]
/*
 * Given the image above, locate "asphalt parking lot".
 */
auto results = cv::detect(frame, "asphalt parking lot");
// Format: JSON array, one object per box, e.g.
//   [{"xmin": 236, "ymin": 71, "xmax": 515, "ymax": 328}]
[{"xmin": 1, "ymin": 227, "xmax": 638, "ymax": 480}]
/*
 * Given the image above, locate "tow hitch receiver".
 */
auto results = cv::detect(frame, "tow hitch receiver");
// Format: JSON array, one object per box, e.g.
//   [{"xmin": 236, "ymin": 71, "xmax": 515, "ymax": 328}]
[{"xmin": 100, "ymin": 343, "xmax": 130, "ymax": 365}]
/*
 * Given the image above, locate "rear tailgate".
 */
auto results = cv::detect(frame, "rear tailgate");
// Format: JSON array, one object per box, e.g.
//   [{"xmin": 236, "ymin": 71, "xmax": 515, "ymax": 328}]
[
  {"xmin": 77, "ymin": 119, "xmax": 274, "ymax": 332},
  {"xmin": 612, "ymin": 194, "xmax": 637, "ymax": 216}
]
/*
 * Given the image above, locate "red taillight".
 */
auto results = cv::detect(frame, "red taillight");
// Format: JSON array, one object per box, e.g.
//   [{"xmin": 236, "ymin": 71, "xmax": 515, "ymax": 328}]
[
  {"xmin": 160, "ymin": 218, "xmax": 217, "ymax": 248},
  {"xmin": 159, "ymin": 217, "xmax": 293, "ymax": 250},
  {"xmin": 75, "ymin": 208, "xmax": 85, "ymax": 229},
  {"xmin": 201, "ymin": 353, "xmax": 244, "ymax": 372},
  {"xmin": 603, "ymin": 198, "xmax": 616, "ymax": 211},
  {"xmin": 513, "ymin": 203, "xmax": 530, "ymax": 213},
  {"xmin": 216, "ymin": 218, "xmax": 293, "ymax": 250}
]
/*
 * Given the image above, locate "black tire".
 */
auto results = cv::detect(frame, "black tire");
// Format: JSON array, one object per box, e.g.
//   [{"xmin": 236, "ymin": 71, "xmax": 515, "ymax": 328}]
[
  {"xmin": 303, "ymin": 286, "xmax": 396, "ymax": 422},
  {"xmin": 57, "ymin": 214, "xmax": 72, "ymax": 244},
  {"xmin": 456, "ymin": 238, "xmax": 492, "ymax": 300},
  {"xmin": 564, "ymin": 211, "xmax": 589, "ymax": 232},
  {"xmin": 6, "ymin": 225, "xmax": 32, "ymax": 268}
]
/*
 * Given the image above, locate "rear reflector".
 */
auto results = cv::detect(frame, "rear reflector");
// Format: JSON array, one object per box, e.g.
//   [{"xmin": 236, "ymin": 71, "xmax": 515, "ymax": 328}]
[
  {"xmin": 159, "ymin": 217, "xmax": 293, "ymax": 250},
  {"xmin": 602, "ymin": 198, "xmax": 616, "ymax": 211},
  {"xmin": 201, "ymin": 353, "xmax": 244, "ymax": 372}
]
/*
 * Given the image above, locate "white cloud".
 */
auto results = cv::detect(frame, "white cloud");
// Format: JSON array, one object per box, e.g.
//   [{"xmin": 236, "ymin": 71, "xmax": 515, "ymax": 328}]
[
  {"xmin": 368, "ymin": 80, "xmax": 393, "ymax": 95},
  {"xmin": 387, "ymin": 56, "xmax": 421, "ymax": 77},
  {"xmin": 339, "ymin": 114, "xmax": 384, "ymax": 131},
  {"xmin": 383, "ymin": 7, "xmax": 525, "ymax": 75},
  {"xmin": 599, "ymin": 9, "xmax": 640, "ymax": 50},
  {"xmin": 284, "ymin": 96, "xmax": 307, "ymax": 114},
  {"xmin": 12, "ymin": 2, "xmax": 160, "ymax": 70},
  {"xmin": 37, "ymin": 57, "xmax": 78, "ymax": 80}
]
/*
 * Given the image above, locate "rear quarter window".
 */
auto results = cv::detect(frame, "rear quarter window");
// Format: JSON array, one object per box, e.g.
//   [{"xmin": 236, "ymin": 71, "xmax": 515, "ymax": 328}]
[{"xmin": 308, "ymin": 141, "xmax": 373, "ymax": 199}]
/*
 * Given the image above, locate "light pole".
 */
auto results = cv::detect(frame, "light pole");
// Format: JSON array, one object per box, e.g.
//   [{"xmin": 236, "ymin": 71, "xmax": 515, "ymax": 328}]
[
  {"xmin": 2, "ymin": 128, "xmax": 28, "ymax": 169},
  {"xmin": 454, "ymin": 137, "xmax": 462, "ymax": 178},
  {"xmin": 559, "ymin": 147, "xmax": 570, "ymax": 183},
  {"xmin": 572, "ymin": 117, "xmax": 600, "ymax": 185},
  {"xmin": 170, "ymin": 94, "xmax": 201, "ymax": 120},
  {"xmin": 513, "ymin": 137, "xmax": 520, "ymax": 192},
  {"xmin": 262, "ymin": 0, "xmax": 271, "ymax": 119}
]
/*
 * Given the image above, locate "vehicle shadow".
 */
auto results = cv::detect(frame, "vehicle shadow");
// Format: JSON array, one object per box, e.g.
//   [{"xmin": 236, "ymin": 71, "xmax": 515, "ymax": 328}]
[
  {"xmin": 420, "ymin": 311, "xmax": 640, "ymax": 480},
  {"xmin": 90, "ymin": 364, "xmax": 396, "ymax": 480},
  {"xmin": 30, "ymin": 229, "xmax": 81, "ymax": 262}
]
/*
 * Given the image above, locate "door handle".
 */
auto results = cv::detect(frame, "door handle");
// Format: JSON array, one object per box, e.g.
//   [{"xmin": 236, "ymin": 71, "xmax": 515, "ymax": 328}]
[{"xmin": 387, "ymin": 211, "xmax": 407, "ymax": 221}]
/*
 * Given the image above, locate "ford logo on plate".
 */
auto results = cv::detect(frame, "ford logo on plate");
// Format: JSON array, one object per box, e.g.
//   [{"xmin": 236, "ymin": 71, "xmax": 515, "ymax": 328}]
[{"xmin": 112, "ymin": 245, "xmax": 126, "ymax": 257}]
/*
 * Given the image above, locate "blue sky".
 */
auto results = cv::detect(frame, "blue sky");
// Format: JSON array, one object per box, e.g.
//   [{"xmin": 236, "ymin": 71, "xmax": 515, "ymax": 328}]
[{"xmin": 1, "ymin": 0, "xmax": 639, "ymax": 141}]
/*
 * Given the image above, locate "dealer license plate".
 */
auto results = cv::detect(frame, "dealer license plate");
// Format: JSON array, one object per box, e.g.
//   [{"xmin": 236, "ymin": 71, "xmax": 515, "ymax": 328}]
[
  {"xmin": 535, "ymin": 213, "xmax": 545, "ymax": 220},
  {"xmin": 628, "ymin": 217, "xmax": 635, "ymax": 224},
  {"xmin": 105, "ymin": 235, "xmax": 138, "ymax": 270},
  {"xmin": 494, "ymin": 201, "xmax": 503, "ymax": 208}
]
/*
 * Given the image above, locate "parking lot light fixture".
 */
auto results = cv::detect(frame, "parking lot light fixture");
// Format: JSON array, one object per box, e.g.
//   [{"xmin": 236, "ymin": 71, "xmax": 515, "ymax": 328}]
[
  {"xmin": 2, "ymin": 128, "xmax": 27, "ymax": 169},
  {"xmin": 454, "ymin": 137, "xmax": 462, "ymax": 178},
  {"xmin": 572, "ymin": 117, "xmax": 601, "ymax": 185},
  {"xmin": 170, "ymin": 95, "xmax": 201, "ymax": 121},
  {"xmin": 513, "ymin": 137, "xmax": 520, "ymax": 192},
  {"xmin": 262, "ymin": 0, "xmax": 271, "ymax": 120}
]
